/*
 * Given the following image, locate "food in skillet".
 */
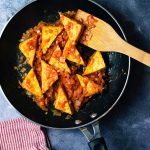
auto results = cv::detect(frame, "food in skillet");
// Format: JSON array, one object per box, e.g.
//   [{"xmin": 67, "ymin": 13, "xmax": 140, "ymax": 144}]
[{"xmin": 18, "ymin": 11, "xmax": 106, "ymax": 115}]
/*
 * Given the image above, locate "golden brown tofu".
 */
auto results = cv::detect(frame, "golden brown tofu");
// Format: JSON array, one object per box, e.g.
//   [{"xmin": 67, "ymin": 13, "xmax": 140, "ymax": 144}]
[
  {"xmin": 63, "ymin": 39, "xmax": 85, "ymax": 65},
  {"xmin": 34, "ymin": 96, "xmax": 48, "ymax": 111},
  {"xmin": 60, "ymin": 14, "xmax": 83, "ymax": 41},
  {"xmin": 76, "ymin": 74, "xmax": 100, "ymax": 97},
  {"xmin": 54, "ymin": 84, "xmax": 73, "ymax": 115},
  {"xmin": 49, "ymin": 45, "xmax": 70, "ymax": 73},
  {"xmin": 41, "ymin": 25, "xmax": 63, "ymax": 54},
  {"xmin": 21, "ymin": 69, "xmax": 42, "ymax": 97},
  {"xmin": 41, "ymin": 60, "xmax": 58, "ymax": 93},
  {"xmin": 19, "ymin": 35, "xmax": 38, "ymax": 66},
  {"xmin": 83, "ymin": 51, "xmax": 106, "ymax": 75}
]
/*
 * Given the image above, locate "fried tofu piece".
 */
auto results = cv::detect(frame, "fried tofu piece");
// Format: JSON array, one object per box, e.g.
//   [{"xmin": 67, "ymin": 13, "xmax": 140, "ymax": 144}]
[
  {"xmin": 19, "ymin": 35, "xmax": 38, "ymax": 66},
  {"xmin": 60, "ymin": 14, "xmax": 83, "ymax": 41},
  {"xmin": 34, "ymin": 96, "xmax": 48, "ymax": 111},
  {"xmin": 41, "ymin": 60, "xmax": 58, "ymax": 93},
  {"xmin": 63, "ymin": 39, "xmax": 85, "ymax": 65},
  {"xmin": 41, "ymin": 25, "xmax": 63, "ymax": 54},
  {"xmin": 83, "ymin": 51, "xmax": 106, "ymax": 75},
  {"xmin": 76, "ymin": 74, "xmax": 100, "ymax": 97},
  {"xmin": 49, "ymin": 45, "xmax": 70, "ymax": 73},
  {"xmin": 54, "ymin": 84, "xmax": 73, "ymax": 115},
  {"xmin": 21, "ymin": 69, "xmax": 42, "ymax": 97}
]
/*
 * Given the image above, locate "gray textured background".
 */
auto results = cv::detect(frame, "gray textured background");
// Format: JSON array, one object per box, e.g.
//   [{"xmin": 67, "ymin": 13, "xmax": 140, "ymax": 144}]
[{"xmin": 0, "ymin": 0, "xmax": 150, "ymax": 150}]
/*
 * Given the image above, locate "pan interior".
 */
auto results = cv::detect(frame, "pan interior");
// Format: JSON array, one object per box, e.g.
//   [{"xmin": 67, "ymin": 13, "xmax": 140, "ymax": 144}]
[{"xmin": 0, "ymin": 0, "xmax": 129, "ymax": 128}]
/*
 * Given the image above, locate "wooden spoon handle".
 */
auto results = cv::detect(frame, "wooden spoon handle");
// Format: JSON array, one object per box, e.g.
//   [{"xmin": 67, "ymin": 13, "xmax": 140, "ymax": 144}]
[{"xmin": 120, "ymin": 40, "xmax": 150, "ymax": 67}]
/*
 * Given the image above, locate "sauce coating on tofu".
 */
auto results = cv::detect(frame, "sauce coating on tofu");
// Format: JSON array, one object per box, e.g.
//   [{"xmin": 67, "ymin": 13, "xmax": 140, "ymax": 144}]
[{"xmin": 18, "ymin": 11, "xmax": 106, "ymax": 115}]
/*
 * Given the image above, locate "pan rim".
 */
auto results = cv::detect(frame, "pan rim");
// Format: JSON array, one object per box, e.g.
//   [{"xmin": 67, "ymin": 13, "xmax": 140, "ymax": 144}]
[{"xmin": 0, "ymin": 0, "xmax": 130, "ymax": 129}]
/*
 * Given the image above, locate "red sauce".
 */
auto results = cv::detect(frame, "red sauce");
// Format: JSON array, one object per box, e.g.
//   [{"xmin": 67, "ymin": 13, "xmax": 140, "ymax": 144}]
[
  {"xmin": 55, "ymin": 30, "xmax": 68, "ymax": 49},
  {"xmin": 26, "ymin": 36, "xmax": 37, "ymax": 51},
  {"xmin": 87, "ymin": 70, "xmax": 105, "ymax": 90},
  {"xmin": 83, "ymin": 78, "xmax": 88, "ymax": 85},
  {"xmin": 58, "ymin": 101, "xmax": 66, "ymax": 109},
  {"xmin": 76, "ymin": 54, "xmax": 81, "ymax": 62},
  {"xmin": 45, "ymin": 87, "xmax": 54, "ymax": 99},
  {"xmin": 42, "ymin": 44, "xmax": 55, "ymax": 62},
  {"xmin": 61, "ymin": 15, "xmax": 64, "ymax": 21},
  {"xmin": 19, "ymin": 15, "xmax": 106, "ymax": 114},
  {"xmin": 88, "ymin": 57, "xmax": 94, "ymax": 65},
  {"xmin": 87, "ymin": 15, "xmax": 97, "ymax": 29},
  {"xmin": 65, "ymin": 22, "xmax": 73, "ymax": 31},
  {"xmin": 67, "ymin": 47, "xmax": 75, "ymax": 55},
  {"xmin": 26, "ymin": 79, "xmax": 31, "ymax": 89},
  {"xmin": 46, "ymin": 66, "xmax": 52, "ymax": 74},
  {"xmin": 49, "ymin": 29, "xmax": 53, "ymax": 33},
  {"xmin": 53, "ymin": 49, "xmax": 62, "ymax": 59}
]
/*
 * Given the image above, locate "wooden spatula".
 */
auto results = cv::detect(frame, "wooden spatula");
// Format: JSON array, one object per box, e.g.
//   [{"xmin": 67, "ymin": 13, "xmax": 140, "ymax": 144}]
[{"xmin": 75, "ymin": 9, "xmax": 150, "ymax": 67}]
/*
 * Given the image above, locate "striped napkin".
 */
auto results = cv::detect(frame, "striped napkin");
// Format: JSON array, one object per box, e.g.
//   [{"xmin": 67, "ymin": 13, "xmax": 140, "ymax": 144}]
[{"xmin": 0, "ymin": 118, "xmax": 50, "ymax": 150}]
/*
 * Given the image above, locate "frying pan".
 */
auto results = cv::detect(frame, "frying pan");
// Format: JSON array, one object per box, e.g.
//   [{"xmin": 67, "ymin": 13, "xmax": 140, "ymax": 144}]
[{"xmin": 0, "ymin": 0, "xmax": 130, "ymax": 149}]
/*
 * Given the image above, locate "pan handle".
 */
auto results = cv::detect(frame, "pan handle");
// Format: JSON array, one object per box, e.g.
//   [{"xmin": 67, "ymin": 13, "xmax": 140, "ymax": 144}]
[
  {"xmin": 88, "ymin": 137, "xmax": 108, "ymax": 150},
  {"xmin": 80, "ymin": 121, "xmax": 108, "ymax": 150}
]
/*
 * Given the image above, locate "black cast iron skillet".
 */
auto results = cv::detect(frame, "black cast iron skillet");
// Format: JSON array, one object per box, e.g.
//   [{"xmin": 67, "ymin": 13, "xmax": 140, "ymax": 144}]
[{"xmin": 0, "ymin": 0, "xmax": 130, "ymax": 149}]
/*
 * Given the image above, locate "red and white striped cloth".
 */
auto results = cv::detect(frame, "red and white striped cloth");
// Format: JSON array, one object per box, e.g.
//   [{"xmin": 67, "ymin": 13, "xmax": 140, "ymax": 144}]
[{"xmin": 0, "ymin": 118, "xmax": 50, "ymax": 150}]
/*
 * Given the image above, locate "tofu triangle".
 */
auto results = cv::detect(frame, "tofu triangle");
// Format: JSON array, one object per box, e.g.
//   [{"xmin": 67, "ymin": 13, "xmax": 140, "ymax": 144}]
[
  {"xmin": 60, "ymin": 14, "xmax": 83, "ymax": 42},
  {"xmin": 76, "ymin": 74, "xmax": 100, "ymax": 97},
  {"xmin": 41, "ymin": 60, "xmax": 58, "ymax": 93},
  {"xmin": 21, "ymin": 69, "xmax": 42, "ymax": 97},
  {"xmin": 49, "ymin": 45, "xmax": 70, "ymax": 73},
  {"xmin": 83, "ymin": 51, "xmax": 106, "ymax": 75},
  {"xmin": 41, "ymin": 25, "xmax": 63, "ymax": 54},
  {"xmin": 63, "ymin": 40, "xmax": 85, "ymax": 65},
  {"xmin": 54, "ymin": 84, "xmax": 73, "ymax": 115},
  {"xmin": 19, "ymin": 35, "xmax": 38, "ymax": 67}
]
